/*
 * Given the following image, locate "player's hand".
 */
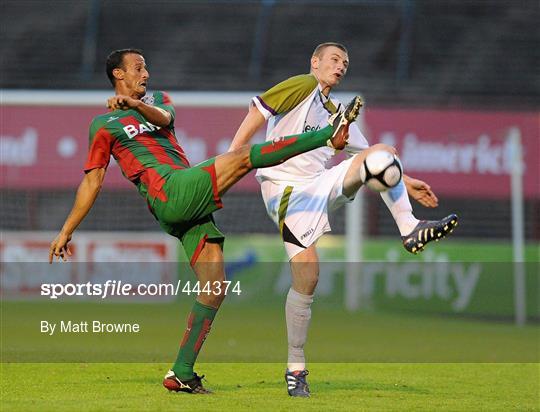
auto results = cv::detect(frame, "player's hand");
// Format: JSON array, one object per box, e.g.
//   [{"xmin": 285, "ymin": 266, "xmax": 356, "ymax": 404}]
[
  {"xmin": 107, "ymin": 95, "xmax": 139, "ymax": 111},
  {"xmin": 404, "ymin": 175, "xmax": 439, "ymax": 208},
  {"xmin": 49, "ymin": 232, "xmax": 73, "ymax": 263}
]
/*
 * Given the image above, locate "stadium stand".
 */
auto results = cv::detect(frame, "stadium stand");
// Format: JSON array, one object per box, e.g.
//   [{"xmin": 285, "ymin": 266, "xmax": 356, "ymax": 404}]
[{"xmin": 1, "ymin": 1, "xmax": 538, "ymax": 107}]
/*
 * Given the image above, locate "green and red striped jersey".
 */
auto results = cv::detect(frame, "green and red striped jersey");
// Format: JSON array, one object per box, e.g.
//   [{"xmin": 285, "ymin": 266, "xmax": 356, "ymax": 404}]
[{"xmin": 84, "ymin": 91, "xmax": 189, "ymax": 201}]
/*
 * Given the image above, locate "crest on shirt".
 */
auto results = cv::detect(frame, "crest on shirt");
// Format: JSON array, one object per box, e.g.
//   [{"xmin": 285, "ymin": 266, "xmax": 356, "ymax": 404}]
[{"xmin": 141, "ymin": 95, "xmax": 155, "ymax": 106}]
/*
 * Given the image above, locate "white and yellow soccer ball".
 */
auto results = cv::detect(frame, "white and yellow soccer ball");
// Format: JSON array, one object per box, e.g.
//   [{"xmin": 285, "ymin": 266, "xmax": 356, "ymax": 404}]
[{"xmin": 359, "ymin": 150, "xmax": 403, "ymax": 192}]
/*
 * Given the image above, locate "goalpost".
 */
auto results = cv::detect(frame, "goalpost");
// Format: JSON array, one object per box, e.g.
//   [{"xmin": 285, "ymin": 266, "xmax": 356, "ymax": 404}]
[
  {"xmin": 508, "ymin": 127, "xmax": 526, "ymax": 326},
  {"xmin": 344, "ymin": 101, "xmax": 365, "ymax": 312},
  {"xmin": 344, "ymin": 191, "xmax": 364, "ymax": 311},
  {"xmin": 343, "ymin": 122, "xmax": 528, "ymax": 326}
]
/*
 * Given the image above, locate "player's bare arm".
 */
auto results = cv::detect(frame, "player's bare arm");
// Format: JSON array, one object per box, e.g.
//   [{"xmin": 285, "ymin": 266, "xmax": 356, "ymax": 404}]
[
  {"xmin": 228, "ymin": 105, "xmax": 266, "ymax": 151},
  {"xmin": 403, "ymin": 175, "xmax": 439, "ymax": 208},
  {"xmin": 107, "ymin": 95, "xmax": 172, "ymax": 127},
  {"xmin": 48, "ymin": 167, "xmax": 106, "ymax": 263}
]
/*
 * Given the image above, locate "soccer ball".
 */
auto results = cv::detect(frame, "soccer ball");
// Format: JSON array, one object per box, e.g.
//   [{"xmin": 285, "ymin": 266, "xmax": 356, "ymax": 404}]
[{"xmin": 359, "ymin": 150, "xmax": 403, "ymax": 192}]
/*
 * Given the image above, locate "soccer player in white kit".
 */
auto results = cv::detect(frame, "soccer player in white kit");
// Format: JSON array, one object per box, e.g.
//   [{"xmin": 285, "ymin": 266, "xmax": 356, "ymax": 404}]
[{"xmin": 229, "ymin": 42, "xmax": 458, "ymax": 397}]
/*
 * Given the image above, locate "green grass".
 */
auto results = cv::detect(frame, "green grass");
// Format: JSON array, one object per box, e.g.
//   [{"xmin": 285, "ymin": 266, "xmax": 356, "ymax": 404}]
[
  {"xmin": 2, "ymin": 302, "xmax": 539, "ymax": 410},
  {"xmin": 1, "ymin": 363, "xmax": 538, "ymax": 411},
  {"xmin": 2, "ymin": 302, "xmax": 538, "ymax": 363},
  {"xmin": 2, "ymin": 239, "xmax": 538, "ymax": 409}
]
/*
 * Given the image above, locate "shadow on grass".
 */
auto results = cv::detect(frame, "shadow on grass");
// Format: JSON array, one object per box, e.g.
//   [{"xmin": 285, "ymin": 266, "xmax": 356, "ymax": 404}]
[{"xmin": 214, "ymin": 378, "xmax": 431, "ymax": 395}]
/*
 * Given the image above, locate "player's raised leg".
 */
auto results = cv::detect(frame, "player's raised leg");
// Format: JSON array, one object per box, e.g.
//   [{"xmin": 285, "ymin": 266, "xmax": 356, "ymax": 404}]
[
  {"xmin": 400, "ymin": 214, "xmax": 458, "ymax": 254},
  {"xmin": 248, "ymin": 95, "xmax": 362, "ymax": 168},
  {"xmin": 212, "ymin": 96, "xmax": 363, "ymax": 196},
  {"xmin": 341, "ymin": 144, "xmax": 458, "ymax": 254}
]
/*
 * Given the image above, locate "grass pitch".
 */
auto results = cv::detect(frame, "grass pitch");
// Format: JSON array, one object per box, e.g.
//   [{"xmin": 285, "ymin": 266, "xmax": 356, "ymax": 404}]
[
  {"xmin": 1, "ymin": 301, "xmax": 539, "ymax": 410},
  {"xmin": 1, "ymin": 362, "xmax": 538, "ymax": 411},
  {"xmin": 2, "ymin": 302, "xmax": 538, "ymax": 363}
]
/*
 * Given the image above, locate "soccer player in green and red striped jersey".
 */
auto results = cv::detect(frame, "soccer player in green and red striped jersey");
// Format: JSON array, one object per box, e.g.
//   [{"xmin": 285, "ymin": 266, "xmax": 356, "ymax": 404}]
[
  {"xmin": 48, "ymin": 48, "xmax": 362, "ymax": 394},
  {"xmin": 86, "ymin": 90, "xmax": 189, "ymax": 201}
]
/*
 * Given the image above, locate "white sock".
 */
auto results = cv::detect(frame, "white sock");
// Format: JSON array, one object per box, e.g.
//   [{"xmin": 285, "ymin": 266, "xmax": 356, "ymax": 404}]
[
  {"xmin": 286, "ymin": 288, "xmax": 313, "ymax": 372},
  {"xmin": 380, "ymin": 180, "xmax": 419, "ymax": 236}
]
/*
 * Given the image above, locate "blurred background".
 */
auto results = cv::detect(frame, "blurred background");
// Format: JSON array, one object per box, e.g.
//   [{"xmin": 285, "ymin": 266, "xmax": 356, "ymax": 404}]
[
  {"xmin": 2, "ymin": 0, "xmax": 539, "ymax": 107},
  {"xmin": 1, "ymin": 0, "xmax": 539, "ymax": 333}
]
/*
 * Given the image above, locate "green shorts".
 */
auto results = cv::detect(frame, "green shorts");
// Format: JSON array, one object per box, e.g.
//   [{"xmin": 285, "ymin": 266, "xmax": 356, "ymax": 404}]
[{"xmin": 150, "ymin": 158, "xmax": 225, "ymax": 265}]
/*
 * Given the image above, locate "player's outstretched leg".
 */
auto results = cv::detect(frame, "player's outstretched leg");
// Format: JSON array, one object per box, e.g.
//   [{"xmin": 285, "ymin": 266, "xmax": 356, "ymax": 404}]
[
  {"xmin": 374, "ymin": 160, "xmax": 459, "ymax": 255},
  {"xmin": 285, "ymin": 369, "xmax": 310, "ymax": 397},
  {"xmin": 249, "ymin": 96, "xmax": 363, "ymax": 168},
  {"xmin": 163, "ymin": 370, "xmax": 211, "ymax": 394},
  {"xmin": 401, "ymin": 213, "xmax": 459, "ymax": 254}
]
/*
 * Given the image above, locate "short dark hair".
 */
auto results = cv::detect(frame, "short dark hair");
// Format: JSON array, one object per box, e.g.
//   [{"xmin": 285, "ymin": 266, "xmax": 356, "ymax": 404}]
[
  {"xmin": 312, "ymin": 42, "xmax": 348, "ymax": 58},
  {"xmin": 105, "ymin": 48, "xmax": 144, "ymax": 86}
]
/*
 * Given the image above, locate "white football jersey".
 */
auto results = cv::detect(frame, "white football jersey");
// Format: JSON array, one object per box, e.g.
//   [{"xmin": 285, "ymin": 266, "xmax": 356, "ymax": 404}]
[{"xmin": 253, "ymin": 74, "xmax": 369, "ymax": 184}]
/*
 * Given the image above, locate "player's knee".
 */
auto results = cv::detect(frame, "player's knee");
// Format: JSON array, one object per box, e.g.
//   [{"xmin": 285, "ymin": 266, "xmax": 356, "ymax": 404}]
[
  {"xmin": 241, "ymin": 145, "xmax": 257, "ymax": 170},
  {"xmin": 352, "ymin": 143, "xmax": 398, "ymax": 172},
  {"xmin": 369, "ymin": 143, "xmax": 397, "ymax": 155},
  {"xmin": 231, "ymin": 145, "xmax": 252, "ymax": 167},
  {"xmin": 292, "ymin": 269, "xmax": 319, "ymax": 294},
  {"xmin": 304, "ymin": 274, "xmax": 319, "ymax": 291}
]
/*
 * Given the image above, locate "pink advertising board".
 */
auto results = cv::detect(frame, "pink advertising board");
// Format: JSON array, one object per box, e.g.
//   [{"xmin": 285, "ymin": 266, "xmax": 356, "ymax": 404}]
[{"xmin": 1, "ymin": 104, "xmax": 538, "ymax": 198}]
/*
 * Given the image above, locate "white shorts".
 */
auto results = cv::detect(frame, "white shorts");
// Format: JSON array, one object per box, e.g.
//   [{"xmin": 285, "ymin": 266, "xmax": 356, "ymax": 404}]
[{"xmin": 260, "ymin": 156, "xmax": 356, "ymax": 260}]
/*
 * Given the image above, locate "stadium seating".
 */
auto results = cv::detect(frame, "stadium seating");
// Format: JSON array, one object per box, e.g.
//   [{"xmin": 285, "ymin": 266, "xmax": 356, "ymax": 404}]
[{"xmin": 1, "ymin": 1, "xmax": 538, "ymax": 107}]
